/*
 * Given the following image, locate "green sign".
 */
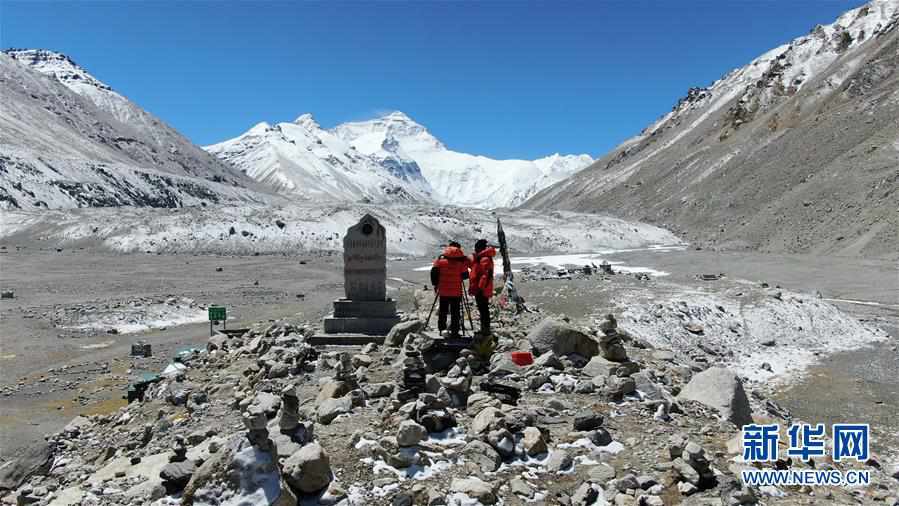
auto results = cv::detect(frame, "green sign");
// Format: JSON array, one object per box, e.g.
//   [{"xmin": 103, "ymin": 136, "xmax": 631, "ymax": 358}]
[{"xmin": 208, "ymin": 306, "xmax": 226, "ymax": 322}]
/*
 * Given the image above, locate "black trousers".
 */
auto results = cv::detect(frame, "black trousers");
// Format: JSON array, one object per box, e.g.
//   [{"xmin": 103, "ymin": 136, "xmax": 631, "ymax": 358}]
[
  {"xmin": 475, "ymin": 293, "xmax": 491, "ymax": 335},
  {"xmin": 438, "ymin": 296, "xmax": 462, "ymax": 335}
]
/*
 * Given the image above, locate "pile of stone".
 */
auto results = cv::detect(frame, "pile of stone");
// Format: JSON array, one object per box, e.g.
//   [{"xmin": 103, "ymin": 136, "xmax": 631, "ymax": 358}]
[
  {"xmin": 159, "ymin": 436, "xmax": 196, "ymax": 494},
  {"xmin": 395, "ymin": 349, "xmax": 427, "ymax": 402},
  {"xmin": 314, "ymin": 352, "xmax": 369, "ymax": 425}
]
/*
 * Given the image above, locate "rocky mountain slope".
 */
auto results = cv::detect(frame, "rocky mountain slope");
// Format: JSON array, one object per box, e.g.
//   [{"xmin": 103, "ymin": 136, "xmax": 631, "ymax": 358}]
[
  {"xmin": 524, "ymin": 0, "xmax": 899, "ymax": 259},
  {"xmin": 207, "ymin": 111, "xmax": 594, "ymax": 208},
  {"xmin": 0, "ymin": 50, "xmax": 270, "ymax": 209}
]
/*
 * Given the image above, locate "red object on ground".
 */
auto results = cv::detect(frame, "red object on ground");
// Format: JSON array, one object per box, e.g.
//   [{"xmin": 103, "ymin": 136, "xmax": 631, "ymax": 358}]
[{"xmin": 510, "ymin": 351, "xmax": 534, "ymax": 366}]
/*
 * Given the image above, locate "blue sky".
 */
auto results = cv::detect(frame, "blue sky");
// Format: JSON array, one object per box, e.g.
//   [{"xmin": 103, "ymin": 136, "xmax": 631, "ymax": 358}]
[{"xmin": 1, "ymin": 1, "xmax": 859, "ymax": 159}]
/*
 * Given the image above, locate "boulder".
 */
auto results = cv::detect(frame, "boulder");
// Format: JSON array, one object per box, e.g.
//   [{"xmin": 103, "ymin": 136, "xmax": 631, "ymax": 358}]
[
  {"xmin": 471, "ymin": 407, "xmax": 505, "ymax": 435},
  {"xmin": 598, "ymin": 332, "xmax": 628, "ymax": 362},
  {"xmin": 573, "ymin": 410, "xmax": 604, "ymax": 431},
  {"xmin": 588, "ymin": 463, "xmax": 616, "ymax": 482},
  {"xmin": 450, "ymin": 477, "xmax": 496, "ymax": 504},
  {"xmin": 316, "ymin": 380, "xmax": 351, "ymax": 406},
  {"xmin": 317, "ymin": 396, "xmax": 352, "ymax": 425},
  {"xmin": 461, "ymin": 440, "xmax": 501, "ymax": 473},
  {"xmin": 396, "ymin": 420, "xmax": 428, "ymax": 447},
  {"xmin": 486, "ymin": 428, "xmax": 516, "ymax": 458},
  {"xmin": 466, "ymin": 392, "xmax": 501, "ymax": 415},
  {"xmin": 527, "ymin": 318, "xmax": 598, "ymax": 358},
  {"xmin": 571, "ymin": 482, "xmax": 600, "ymax": 505},
  {"xmin": 160, "ymin": 460, "xmax": 196, "ymax": 491},
  {"xmin": 676, "ymin": 367, "xmax": 752, "ymax": 427},
  {"xmin": 283, "ymin": 442, "xmax": 332, "ymax": 494},
  {"xmin": 582, "ymin": 356, "xmax": 618, "ymax": 378},
  {"xmin": 509, "ymin": 478, "xmax": 534, "ymax": 498},
  {"xmin": 587, "ymin": 428, "xmax": 613, "ymax": 447},
  {"xmin": 604, "ymin": 376, "xmax": 636, "ymax": 401},
  {"xmin": 183, "ymin": 436, "xmax": 296, "ymax": 506},
  {"xmin": 386, "ymin": 320, "xmax": 423, "ymax": 347},
  {"xmin": 0, "ymin": 442, "xmax": 52, "ymax": 491},
  {"xmin": 252, "ymin": 392, "xmax": 282, "ymax": 418},
  {"xmin": 521, "ymin": 427, "xmax": 547, "ymax": 457},
  {"xmin": 546, "ymin": 449, "xmax": 573, "ymax": 473},
  {"xmin": 632, "ymin": 372, "xmax": 664, "ymax": 400},
  {"xmin": 534, "ymin": 351, "xmax": 564, "ymax": 370},
  {"xmin": 363, "ymin": 382, "xmax": 395, "ymax": 399}
]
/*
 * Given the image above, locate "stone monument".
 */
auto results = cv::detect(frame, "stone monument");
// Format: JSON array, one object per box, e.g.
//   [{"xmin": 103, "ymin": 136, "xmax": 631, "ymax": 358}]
[{"xmin": 322, "ymin": 214, "xmax": 401, "ymax": 335}]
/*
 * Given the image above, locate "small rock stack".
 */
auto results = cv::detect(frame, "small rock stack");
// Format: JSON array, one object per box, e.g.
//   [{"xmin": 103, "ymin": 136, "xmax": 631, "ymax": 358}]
[
  {"xmin": 243, "ymin": 404, "xmax": 272, "ymax": 451},
  {"xmin": 396, "ymin": 350, "xmax": 427, "ymax": 402},
  {"xmin": 159, "ymin": 436, "xmax": 195, "ymax": 494},
  {"xmin": 333, "ymin": 352, "xmax": 358, "ymax": 389},
  {"xmin": 597, "ymin": 314, "xmax": 628, "ymax": 362},
  {"xmin": 439, "ymin": 356, "xmax": 473, "ymax": 407}
]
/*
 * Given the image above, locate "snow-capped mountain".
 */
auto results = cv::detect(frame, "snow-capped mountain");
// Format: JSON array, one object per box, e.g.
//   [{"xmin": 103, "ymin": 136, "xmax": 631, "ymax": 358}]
[
  {"xmin": 4, "ymin": 49, "xmax": 258, "ymax": 184},
  {"xmin": 525, "ymin": 0, "xmax": 899, "ymax": 258},
  {"xmin": 207, "ymin": 111, "xmax": 593, "ymax": 208},
  {"xmin": 204, "ymin": 114, "xmax": 433, "ymax": 204},
  {"xmin": 333, "ymin": 112, "xmax": 594, "ymax": 208},
  {"xmin": 0, "ymin": 50, "xmax": 269, "ymax": 209}
]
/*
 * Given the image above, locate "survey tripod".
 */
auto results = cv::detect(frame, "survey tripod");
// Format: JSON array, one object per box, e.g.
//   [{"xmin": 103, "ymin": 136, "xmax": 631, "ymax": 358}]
[{"xmin": 424, "ymin": 277, "xmax": 476, "ymax": 338}]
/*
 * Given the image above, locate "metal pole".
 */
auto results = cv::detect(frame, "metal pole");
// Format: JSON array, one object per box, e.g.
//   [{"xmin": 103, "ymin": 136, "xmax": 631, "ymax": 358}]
[
  {"xmin": 461, "ymin": 280, "xmax": 475, "ymax": 336},
  {"xmin": 424, "ymin": 291, "xmax": 439, "ymax": 330}
]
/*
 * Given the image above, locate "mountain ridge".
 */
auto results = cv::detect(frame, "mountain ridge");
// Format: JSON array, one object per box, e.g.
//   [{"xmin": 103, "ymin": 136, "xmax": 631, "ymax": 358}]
[
  {"xmin": 523, "ymin": 0, "xmax": 899, "ymax": 259},
  {"xmin": 0, "ymin": 49, "xmax": 272, "ymax": 209}
]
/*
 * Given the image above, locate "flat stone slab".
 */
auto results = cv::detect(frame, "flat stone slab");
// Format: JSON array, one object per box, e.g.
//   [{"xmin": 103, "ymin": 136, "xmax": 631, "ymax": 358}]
[
  {"xmin": 323, "ymin": 314, "xmax": 401, "ymax": 335},
  {"xmin": 332, "ymin": 298, "xmax": 398, "ymax": 318},
  {"xmin": 308, "ymin": 333, "xmax": 386, "ymax": 346}
]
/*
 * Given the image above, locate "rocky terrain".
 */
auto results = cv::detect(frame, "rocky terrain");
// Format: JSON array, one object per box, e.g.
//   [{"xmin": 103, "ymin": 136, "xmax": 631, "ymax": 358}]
[
  {"xmin": 1, "ymin": 289, "xmax": 897, "ymax": 506},
  {"xmin": 1, "ymin": 240, "xmax": 896, "ymax": 506},
  {"xmin": 524, "ymin": 0, "xmax": 899, "ymax": 259}
]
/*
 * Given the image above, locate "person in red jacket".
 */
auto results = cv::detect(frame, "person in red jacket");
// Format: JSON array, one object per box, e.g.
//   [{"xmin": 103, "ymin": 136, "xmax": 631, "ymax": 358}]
[
  {"xmin": 469, "ymin": 239, "xmax": 496, "ymax": 336},
  {"xmin": 431, "ymin": 241, "xmax": 471, "ymax": 338}
]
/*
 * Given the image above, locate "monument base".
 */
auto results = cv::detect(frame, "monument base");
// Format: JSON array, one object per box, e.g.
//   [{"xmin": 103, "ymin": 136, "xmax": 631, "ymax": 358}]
[
  {"xmin": 322, "ymin": 314, "xmax": 402, "ymax": 335},
  {"xmin": 308, "ymin": 333, "xmax": 388, "ymax": 346},
  {"xmin": 332, "ymin": 298, "xmax": 398, "ymax": 318},
  {"xmin": 322, "ymin": 297, "xmax": 401, "ymax": 336}
]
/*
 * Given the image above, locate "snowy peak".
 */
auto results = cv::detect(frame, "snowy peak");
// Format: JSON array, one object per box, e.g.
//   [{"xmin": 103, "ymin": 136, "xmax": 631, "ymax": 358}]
[
  {"xmin": 293, "ymin": 113, "xmax": 321, "ymax": 131},
  {"xmin": 204, "ymin": 114, "xmax": 433, "ymax": 204},
  {"xmin": 3, "ymin": 47, "xmax": 136, "ymax": 124},
  {"xmin": 334, "ymin": 111, "xmax": 445, "ymax": 152},
  {"xmin": 208, "ymin": 111, "xmax": 594, "ymax": 208},
  {"xmin": 4, "ymin": 48, "xmax": 113, "ymax": 92}
]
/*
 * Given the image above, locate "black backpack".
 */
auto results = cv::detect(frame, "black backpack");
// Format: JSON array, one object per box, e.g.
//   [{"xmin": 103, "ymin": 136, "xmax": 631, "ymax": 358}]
[{"xmin": 430, "ymin": 265, "xmax": 440, "ymax": 287}]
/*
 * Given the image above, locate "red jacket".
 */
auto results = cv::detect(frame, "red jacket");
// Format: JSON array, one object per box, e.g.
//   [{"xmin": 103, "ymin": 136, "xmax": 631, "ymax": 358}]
[
  {"xmin": 469, "ymin": 247, "xmax": 496, "ymax": 298},
  {"xmin": 433, "ymin": 246, "xmax": 471, "ymax": 297}
]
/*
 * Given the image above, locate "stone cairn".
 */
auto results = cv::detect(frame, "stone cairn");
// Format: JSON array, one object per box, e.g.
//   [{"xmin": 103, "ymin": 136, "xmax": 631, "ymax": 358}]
[
  {"xmin": 598, "ymin": 314, "xmax": 628, "ymax": 362},
  {"xmin": 279, "ymin": 385, "xmax": 300, "ymax": 434},
  {"xmin": 243, "ymin": 404, "xmax": 272, "ymax": 451},
  {"xmin": 396, "ymin": 350, "xmax": 427, "ymax": 403},
  {"xmin": 280, "ymin": 385, "xmax": 314, "ymax": 445},
  {"xmin": 440, "ymin": 356, "xmax": 473, "ymax": 407},
  {"xmin": 170, "ymin": 436, "xmax": 187, "ymax": 463},
  {"xmin": 334, "ymin": 352, "xmax": 366, "ymax": 407}
]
